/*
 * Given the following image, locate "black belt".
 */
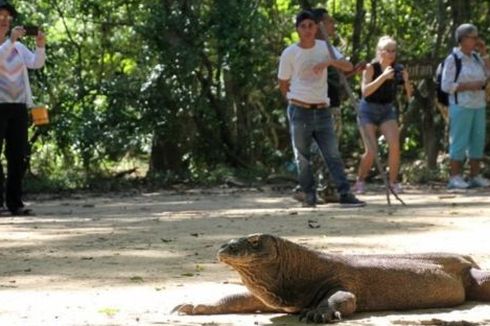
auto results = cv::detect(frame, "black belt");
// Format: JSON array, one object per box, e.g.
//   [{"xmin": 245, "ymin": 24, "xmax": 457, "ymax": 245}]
[{"xmin": 289, "ymin": 100, "xmax": 328, "ymax": 110}]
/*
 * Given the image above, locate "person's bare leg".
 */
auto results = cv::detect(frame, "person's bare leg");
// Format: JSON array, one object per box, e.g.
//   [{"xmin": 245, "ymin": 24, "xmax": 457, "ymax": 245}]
[
  {"xmin": 380, "ymin": 120, "xmax": 400, "ymax": 184},
  {"xmin": 450, "ymin": 160, "xmax": 463, "ymax": 177},
  {"xmin": 357, "ymin": 124, "xmax": 377, "ymax": 181},
  {"xmin": 469, "ymin": 159, "xmax": 480, "ymax": 178}
]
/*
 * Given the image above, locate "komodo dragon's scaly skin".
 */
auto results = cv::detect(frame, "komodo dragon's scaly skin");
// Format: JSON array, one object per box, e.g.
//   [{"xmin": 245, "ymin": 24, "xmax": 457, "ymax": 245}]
[{"xmin": 173, "ymin": 234, "xmax": 490, "ymax": 323}]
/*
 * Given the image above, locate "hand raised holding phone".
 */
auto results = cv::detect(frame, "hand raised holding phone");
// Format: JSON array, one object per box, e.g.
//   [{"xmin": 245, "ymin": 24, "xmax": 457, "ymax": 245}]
[
  {"xmin": 23, "ymin": 25, "xmax": 39, "ymax": 36},
  {"xmin": 20, "ymin": 25, "xmax": 45, "ymax": 47}
]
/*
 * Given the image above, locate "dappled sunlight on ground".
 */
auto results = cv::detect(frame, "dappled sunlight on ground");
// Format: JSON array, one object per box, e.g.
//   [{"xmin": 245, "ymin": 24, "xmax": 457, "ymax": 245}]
[{"xmin": 1, "ymin": 186, "xmax": 490, "ymax": 324}]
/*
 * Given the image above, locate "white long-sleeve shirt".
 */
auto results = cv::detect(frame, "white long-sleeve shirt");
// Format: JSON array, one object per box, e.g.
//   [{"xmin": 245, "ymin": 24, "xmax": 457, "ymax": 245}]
[
  {"xmin": 441, "ymin": 47, "xmax": 488, "ymax": 109},
  {"xmin": 0, "ymin": 39, "xmax": 45, "ymax": 107}
]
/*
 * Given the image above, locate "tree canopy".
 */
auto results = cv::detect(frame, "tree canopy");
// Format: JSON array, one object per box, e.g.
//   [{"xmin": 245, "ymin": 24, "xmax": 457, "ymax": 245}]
[{"xmin": 12, "ymin": 0, "xmax": 490, "ymax": 189}]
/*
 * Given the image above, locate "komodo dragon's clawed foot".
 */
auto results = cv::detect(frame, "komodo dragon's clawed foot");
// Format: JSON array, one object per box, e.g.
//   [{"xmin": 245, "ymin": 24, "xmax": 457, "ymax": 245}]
[
  {"xmin": 299, "ymin": 308, "xmax": 341, "ymax": 323},
  {"xmin": 171, "ymin": 304, "xmax": 192, "ymax": 315},
  {"xmin": 171, "ymin": 303, "xmax": 209, "ymax": 315},
  {"xmin": 172, "ymin": 303, "xmax": 217, "ymax": 315}
]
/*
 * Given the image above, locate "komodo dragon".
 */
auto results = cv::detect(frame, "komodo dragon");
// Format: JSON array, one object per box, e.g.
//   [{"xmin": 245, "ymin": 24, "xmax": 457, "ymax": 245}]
[{"xmin": 173, "ymin": 233, "xmax": 490, "ymax": 323}]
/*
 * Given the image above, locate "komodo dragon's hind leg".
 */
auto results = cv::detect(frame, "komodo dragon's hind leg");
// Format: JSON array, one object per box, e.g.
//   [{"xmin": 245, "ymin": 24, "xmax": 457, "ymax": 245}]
[{"xmin": 467, "ymin": 268, "xmax": 490, "ymax": 301}]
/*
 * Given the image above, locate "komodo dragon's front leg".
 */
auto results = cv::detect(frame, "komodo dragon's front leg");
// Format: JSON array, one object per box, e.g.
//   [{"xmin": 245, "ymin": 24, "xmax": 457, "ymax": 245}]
[
  {"xmin": 300, "ymin": 290, "xmax": 357, "ymax": 323},
  {"xmin": 172, "ymin": 292, "xmax": 280, "ymax": 315}
]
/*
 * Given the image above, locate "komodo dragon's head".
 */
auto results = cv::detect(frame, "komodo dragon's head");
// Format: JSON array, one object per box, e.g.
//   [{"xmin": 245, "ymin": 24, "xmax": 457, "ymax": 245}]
[
  {"xmin": 217, "ymin": 233, "xmax": 280, "ymax": 266},
  {"xmin": 218, "ymin": 234, "xmax": 325, "ymax": 312},
  {"xmin": 217, "ymin": 234, "xmax": 288, "ymax": 308},
  {"xmin": 217, "ymin": 234, "xmax": 321, "ymax": 311}
]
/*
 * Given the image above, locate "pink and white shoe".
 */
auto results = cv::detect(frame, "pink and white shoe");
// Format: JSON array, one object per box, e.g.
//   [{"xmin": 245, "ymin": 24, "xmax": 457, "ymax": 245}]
[
  {"xmin": 354, "ymin": 180, "xmax": 365, "ymax": 194},
  {"xmin": 390, "ymin": 183, "xmax": 403, "ymax": 194}
]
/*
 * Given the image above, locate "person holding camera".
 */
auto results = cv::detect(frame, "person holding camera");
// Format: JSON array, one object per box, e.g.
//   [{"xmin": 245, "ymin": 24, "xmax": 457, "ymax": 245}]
[
  {"xmin": 0, "ymin": 0, "xmax": 45, "ymax": 216},
  {"xmin": 354, "ymin": 35, "xmax": 412, "ymax": 194}
]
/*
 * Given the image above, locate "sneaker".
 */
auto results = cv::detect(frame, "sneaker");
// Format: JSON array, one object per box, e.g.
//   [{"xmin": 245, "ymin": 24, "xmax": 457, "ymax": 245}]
[
  {"xmin": 468, "ymin": 175, "xmax": 490, "ymax": 188},
  {"xmin": 354, "ymin": 180, "xmax": 365, "ymax": 194},
  {"xmin": 390, "ymin": 183, "xmax": 403, "ymax": 194},
  {"xmin": 447, "ymin": 175, "xmax": 469, "ymax": 189},
  {"xmin": 339, "ymin": 193, "xmax": 366, "ymax": 207}
]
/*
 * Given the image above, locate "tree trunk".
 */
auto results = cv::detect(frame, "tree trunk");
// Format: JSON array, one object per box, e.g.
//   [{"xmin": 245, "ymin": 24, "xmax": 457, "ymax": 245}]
[
  {"xmin": 351, "ymin": 0, "xmax": 365, "ymax": 64},
  {"xmin": 148, "ymin": 131, "xmax": 186, "ymax": 176},
  {"xmin": 451, "ymin": 0, "xmax": 471, "ymax": 33},
  {"xmin": 365, "ymin": 0, "xmax": 378, "ymax": 59}
]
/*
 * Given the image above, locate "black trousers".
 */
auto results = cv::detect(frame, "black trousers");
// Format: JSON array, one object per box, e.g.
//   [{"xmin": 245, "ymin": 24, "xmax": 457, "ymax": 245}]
[{"xmin": 0, "ymin": 103, "xmax": 28, "ymax": 212}]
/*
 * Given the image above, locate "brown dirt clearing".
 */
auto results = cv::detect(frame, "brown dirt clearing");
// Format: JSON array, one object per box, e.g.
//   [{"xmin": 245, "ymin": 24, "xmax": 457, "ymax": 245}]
[{"xmin": 1, "ymin": 185, "xmax": 490, "ymax": 325}]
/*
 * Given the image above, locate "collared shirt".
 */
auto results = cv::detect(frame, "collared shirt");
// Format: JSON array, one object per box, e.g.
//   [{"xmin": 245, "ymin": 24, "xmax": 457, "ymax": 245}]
[
  {"xmin": 441, "ymin": 47, "xmax": 488, "ymax": 109},
  {"xmin": 0, "ymin": 39, "xmax": 46, "ymax": 107},
  {"xmin": 278, "ymin": 40, "xmax": 341, "ymax": 105},
  {"xmin": 0, "ymin": 46, "xmax": 26, "ymax": 103}
]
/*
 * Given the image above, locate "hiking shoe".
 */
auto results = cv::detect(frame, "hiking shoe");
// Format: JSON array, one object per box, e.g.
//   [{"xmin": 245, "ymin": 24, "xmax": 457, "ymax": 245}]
[
  {"xmin": 339, "ymin": 193, "xmax": 366, "ymax": 207},
  {"xmin": 390, "ymin": 183, "xmax": 403, "ymax": 194},
  {"xmin": 468, "ymin": 175, "xmax": 490, "ymax": 188},
  {"xmin": 354, "ymin": 180, "xmax": 365, "ymax": 194},
  {"xmin": 447, "ymin": 175, "xmax": 469, "ymax": 189}
]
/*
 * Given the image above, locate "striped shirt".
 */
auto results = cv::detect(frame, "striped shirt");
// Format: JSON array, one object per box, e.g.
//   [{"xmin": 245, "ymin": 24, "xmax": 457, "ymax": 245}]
[
  {"xmin": 0, "ymin": 39, "xmax": 46, "ymax": 107},
  {"xmin": 0, "ymin": 47, "xmax": 26, "ymax": 103}
]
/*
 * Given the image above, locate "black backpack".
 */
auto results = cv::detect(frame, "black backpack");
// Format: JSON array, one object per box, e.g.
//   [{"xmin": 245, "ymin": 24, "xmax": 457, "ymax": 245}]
[
  {"xmin": 436, "ymin": 52, "xmax": 479, "ymax": 106},
  {"xmin": 327, "ymin": 67, "xmax": 342, "ymax": 107}
]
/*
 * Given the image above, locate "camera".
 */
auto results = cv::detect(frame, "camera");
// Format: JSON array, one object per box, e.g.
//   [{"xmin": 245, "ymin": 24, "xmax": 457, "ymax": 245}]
[
  {"xmin": 393, "ymin": 63, "xmax": 405, "ymax": 85},
  {"xmin": 23, "ymin": 25, "xmax": 39, "ymax": 36}
]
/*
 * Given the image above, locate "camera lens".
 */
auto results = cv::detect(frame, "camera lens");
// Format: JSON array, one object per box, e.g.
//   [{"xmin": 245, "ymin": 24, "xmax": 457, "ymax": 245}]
[{"xmin": 393, "ymin": 64, "xmax": 404, "ymax": 84}]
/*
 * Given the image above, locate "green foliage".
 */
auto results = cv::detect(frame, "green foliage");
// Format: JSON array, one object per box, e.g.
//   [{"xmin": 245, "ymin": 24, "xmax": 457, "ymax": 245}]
[{"xmin": 10, "ymin": 0, "xmax": 490, "ymax": 190}]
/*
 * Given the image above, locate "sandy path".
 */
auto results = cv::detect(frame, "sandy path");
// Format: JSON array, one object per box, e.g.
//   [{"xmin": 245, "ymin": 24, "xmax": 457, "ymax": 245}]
[{"xmin": 1, "ymin": 186, "xmax": 490, "ymax": 325}]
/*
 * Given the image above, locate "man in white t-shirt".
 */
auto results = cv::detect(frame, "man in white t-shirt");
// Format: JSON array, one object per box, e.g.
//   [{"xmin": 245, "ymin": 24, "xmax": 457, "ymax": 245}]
[{"xmin": 278, "ymin": 10, "xmax": 365, "ymax": 208}]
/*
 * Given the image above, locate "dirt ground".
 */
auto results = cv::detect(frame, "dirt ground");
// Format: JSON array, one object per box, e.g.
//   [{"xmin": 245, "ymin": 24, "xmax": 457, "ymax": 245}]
[{"xmin": 1, "ymin": 184, "xmax": 490, "ymax": 326}]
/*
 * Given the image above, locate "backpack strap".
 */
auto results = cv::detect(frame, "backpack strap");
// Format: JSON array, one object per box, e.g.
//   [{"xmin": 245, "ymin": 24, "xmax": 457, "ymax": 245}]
[
  {"xmin": 472, "ymin": 52, "xmax": 481, "ymax": 63},
  {"xmin": 453, "ymin": 52, "xmax": 462, "ymax": 104}
]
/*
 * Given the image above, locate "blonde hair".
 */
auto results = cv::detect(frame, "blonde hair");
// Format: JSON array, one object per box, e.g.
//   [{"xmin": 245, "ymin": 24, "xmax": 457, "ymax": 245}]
[{"xmin": 376, "ymin": 35, "xmax": 397, "ymax": 60}]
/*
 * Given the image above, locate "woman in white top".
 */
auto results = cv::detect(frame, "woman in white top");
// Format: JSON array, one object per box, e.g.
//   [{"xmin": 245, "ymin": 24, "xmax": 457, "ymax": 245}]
[
  {"xmin": 441, "ymin": 24, "xmax": 490, "ymax": 189},
  {"xmin": 0, "ymin": 0, "xmax": 46, "ymax": 215}
]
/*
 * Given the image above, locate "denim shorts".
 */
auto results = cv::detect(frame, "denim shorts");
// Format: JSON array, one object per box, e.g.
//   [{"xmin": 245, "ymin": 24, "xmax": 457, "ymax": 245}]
[{"xmin": 358, "ymin": 99, "xmax": 397, "ymax": 126}]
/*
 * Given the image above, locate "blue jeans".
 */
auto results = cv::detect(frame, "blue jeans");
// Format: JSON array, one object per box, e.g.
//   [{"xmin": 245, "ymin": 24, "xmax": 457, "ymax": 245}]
[{"xmin": 287, "ymin": 104, "xmax": 351, "ymax": 203}]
